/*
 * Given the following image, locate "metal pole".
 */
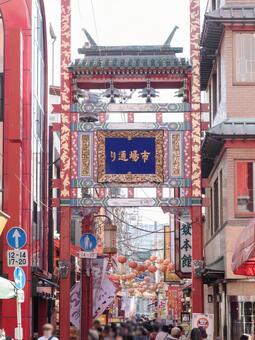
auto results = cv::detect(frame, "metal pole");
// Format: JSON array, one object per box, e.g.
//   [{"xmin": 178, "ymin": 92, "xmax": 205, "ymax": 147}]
[
  {"xmin": 80, "ymin": 214, "xmax": 94, "ymax": 339},
  {"xmin": 15, "ymin": 290, "xmax": 24, "ymax": 340},
  {"xmin": 16, "ymin": 300, "xmax": 22, "ymax": 340}
]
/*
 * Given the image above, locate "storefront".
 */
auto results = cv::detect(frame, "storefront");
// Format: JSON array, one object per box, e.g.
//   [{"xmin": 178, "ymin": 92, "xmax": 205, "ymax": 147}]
[{"xmin": 229, "ymin": 296, "xmax": 255, "ymax": 339}]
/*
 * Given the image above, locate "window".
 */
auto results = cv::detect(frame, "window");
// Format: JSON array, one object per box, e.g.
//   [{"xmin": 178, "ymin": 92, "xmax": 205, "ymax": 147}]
[
  {"xmin": 236, "ymin": 161, "xmax": 255, "ymax": 215},
  {"xmin": 210, "ymin": 188, "xmax": 213, "ymax": 236},
  {"xmin": 218, "ymin": 54, "xmax": 221, "ymax": 104},
  {"xmin": 219, "ymin": 170, "xmax": 223, "ymax": 226},
  {"xmin": 213, "ymin": 178, "xmax": 219, "ymax": 232},
  {"xmin": 212, "ymin": 0, "xmax": 216, "ymax": 11},
  {"xmin": 234, "ymin": 32, "xmax": 255, "ymax": 84},
  {"xmin": 212, "ymin": 73, "xmax": 217, "ymax": 120}
]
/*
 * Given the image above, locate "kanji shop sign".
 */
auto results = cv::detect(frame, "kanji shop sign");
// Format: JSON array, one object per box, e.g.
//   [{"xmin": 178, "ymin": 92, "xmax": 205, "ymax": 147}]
[
  {"xmin": 97, "ymin": 130, "xmax": 164, "ymax": 183},
  {"xmin": 180, "ymin": 220, "xmax": 192, "ymax": 274}
]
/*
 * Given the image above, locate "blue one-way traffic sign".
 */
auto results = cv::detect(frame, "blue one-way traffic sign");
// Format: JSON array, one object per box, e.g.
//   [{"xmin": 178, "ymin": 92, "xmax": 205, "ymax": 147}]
[
  {"xmin": 6, "ymin": 227, "xmax": 27, "ymax": 249},
  {"xmin": 14, "ymin": 267, "xmax": 26, "ymax": 290}
]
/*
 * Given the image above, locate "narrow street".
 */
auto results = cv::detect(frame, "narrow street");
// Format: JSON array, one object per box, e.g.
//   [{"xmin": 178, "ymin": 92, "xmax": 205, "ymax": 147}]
[{"xmin": 0, "ymin": 0, "xmax": 255, "ymax": 339}]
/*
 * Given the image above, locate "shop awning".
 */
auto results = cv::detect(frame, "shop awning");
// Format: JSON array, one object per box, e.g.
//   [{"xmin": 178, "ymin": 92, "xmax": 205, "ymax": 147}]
[
  {"xmin": 232, "ymin": 218, "xmax": 255, "ymax": 276},
  {"xmin": 202, "ymin": 257, "xmax": 225, "ymax": 284}
]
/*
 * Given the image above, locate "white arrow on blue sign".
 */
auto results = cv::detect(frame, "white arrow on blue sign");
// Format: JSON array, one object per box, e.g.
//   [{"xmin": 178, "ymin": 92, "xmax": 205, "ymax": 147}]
[
  {"xmin": 6, "ymin": 227, "xmax": 27, "ymax": 249},
  {"xmin": 14, "ymin": 267, "xmax": 26, "ymax": 290},
  {"xmin": 80, "ymin": 233, "xmax": 97, "ymax": 252}
]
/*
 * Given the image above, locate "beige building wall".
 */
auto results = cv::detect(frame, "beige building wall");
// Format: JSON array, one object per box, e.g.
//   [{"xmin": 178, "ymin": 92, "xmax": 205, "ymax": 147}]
[
  {"xmin": 207, "ymin": 28, "xmax": 255, "ymax": 125},
  {"xmin": 205, "ymin": 147, "xmax": 255, "ymax": 278}
]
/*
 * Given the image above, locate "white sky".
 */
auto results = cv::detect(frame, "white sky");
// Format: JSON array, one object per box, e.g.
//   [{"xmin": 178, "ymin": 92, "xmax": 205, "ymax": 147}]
[
  {"xmin": 45, "ymin": 0, "xmax": 208, "ymax": 225},
  {"xmin": 46, "ymin": 0, "xmax": 208, "ymax": 65}
]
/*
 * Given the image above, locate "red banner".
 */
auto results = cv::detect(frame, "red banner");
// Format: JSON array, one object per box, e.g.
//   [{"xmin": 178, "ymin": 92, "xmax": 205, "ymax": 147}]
[{"xmin": 168, "ymin": 286, "xmax": 183, "ymax": 321}]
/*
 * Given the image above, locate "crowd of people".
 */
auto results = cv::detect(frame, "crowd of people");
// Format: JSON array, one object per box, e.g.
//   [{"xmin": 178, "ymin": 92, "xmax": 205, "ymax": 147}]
[{"xmin": 89, "ymin": 319, "xmax": 208, "ymax": 340}]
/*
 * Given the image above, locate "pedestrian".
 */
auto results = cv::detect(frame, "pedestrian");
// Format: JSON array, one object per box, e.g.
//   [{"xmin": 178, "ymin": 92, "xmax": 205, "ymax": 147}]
[
  {"xmin": 177, "ymin": 326, "xmax": 187, "ymax": 340},
  {"xmin": 88, "ymin": 329, "xmax": 100, "ymax": 340},
  {"xmin": 198, "ymin": 327, "xmax": 207, "ymax": 339},
  {"xmin": 169, "ymin": 327, "xmax": 181, "ymax": 339},
  {"xmin": 38, "ymin": 324, "xmax": 58, "ymax": 340},
  {"xmin": 134, "ymin": 327, "xmax": 149, "ymax": 339},
  {"xmin": 240, "ymin": 335, "xmax": 251, "ymax": 340},
  {"xmin": 0, "ymin": 330, "xmax": 14, "ymax": 340},
  {"xmin": 116, "ymin": 336, "xmax": 124, "ymax": 340},
  {"xmin": 149, "ymin": 324, "xmax": 160, "ymax": 340},
  {"xmin": 189, "ymin": 328, "xmax": 202, "ymax": 340},
  {"xmin": 155, "ymin": 325, "xmax": 170, "ymax": 340},
  {"xmin": 93, "ymin": 320, "xmax": 102, "ymax": 331}
]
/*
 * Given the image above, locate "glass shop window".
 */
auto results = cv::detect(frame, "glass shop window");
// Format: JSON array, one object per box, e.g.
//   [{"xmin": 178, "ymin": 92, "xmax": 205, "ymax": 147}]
[
  {"xmin": 234, "ymin": 32, "xmax": 255, "ymax": 84},
  {"xmin": 236, "ymin": 161, "xmax": 255, "ymax": 215},
  {"xmin": 230, "ymin": 300, "xmax": 255, "ymax": 339}
]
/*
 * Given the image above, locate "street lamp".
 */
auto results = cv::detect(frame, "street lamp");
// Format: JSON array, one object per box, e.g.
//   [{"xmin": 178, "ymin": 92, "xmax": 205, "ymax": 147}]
[
  {"xmin": 93, "ymin": 214, "xmax": 117, "ymax": 255},
  {"xmin": 103, "ymin": 222, "xmax": 117, "ymax": 255},
  {"xmin": 0, "ymin": 210, "xmax": 9, "ymax": 236}
]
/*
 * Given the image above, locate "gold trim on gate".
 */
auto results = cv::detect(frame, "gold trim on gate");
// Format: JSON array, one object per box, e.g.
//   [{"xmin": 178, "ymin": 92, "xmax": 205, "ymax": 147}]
[{"xmin": 97, "ymin": 130, "xmax": 164, "ymax": 183}]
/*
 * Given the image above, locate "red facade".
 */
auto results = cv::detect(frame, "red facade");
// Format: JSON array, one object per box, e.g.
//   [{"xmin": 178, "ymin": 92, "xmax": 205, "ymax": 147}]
[{"xmin": 0, "ymin": 0, "xmax": 49, "ymax": 338}]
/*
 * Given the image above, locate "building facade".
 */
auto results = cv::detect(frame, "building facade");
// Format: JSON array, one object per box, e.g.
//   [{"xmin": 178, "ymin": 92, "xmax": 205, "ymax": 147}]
[
  {"xmin": 201, "ymin": 0, "xmax": 255, "ymax": 339},
  {"xmin": 0, "ymin": 0, "xmax": 57, "ymax": 338}
]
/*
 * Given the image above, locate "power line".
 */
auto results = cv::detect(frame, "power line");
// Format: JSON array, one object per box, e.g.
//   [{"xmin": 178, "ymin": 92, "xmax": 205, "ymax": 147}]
[
  {"xmin": 90, "ymin": 0, "xmax": 100, "ymax": 44},
  {"xmin": 105, "ymin": 207, "xmax": 167, "ymax": 234}
]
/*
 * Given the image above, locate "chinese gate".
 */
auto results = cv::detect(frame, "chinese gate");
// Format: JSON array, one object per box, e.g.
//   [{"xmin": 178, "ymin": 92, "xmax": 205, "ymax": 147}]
[{"xmin": 56, "ymin": 1, "xmax": 203, "ymax": 339}]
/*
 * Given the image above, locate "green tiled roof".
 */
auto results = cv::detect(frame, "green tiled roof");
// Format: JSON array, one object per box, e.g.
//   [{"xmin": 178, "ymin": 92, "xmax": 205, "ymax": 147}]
[{"xmin": 69, "ymin": 55, "xmax": 190, "ymax": 70}]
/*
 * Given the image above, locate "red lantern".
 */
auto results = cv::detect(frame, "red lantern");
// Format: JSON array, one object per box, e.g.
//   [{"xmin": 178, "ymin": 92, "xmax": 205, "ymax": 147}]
[
  {"xmin": 137, "ymin": 264, "xmax": 146, "ymax": 272},
  {"xmin": 118, "ymin": 255, "xmax": 127, "ymax": 264},
  {"xmin": 163, "ymin": 259, "xmax": 170, "ymax": 265},
  {"xmin": 159, "ymin": 265, "xmax": 167, "ymax": 273},
  {"xmin": 168, "ymin": 262, "xmax": 175, "ymax": 271},
  {"xmin": 128, "ymin": 261, "xmax": 137, "ymax": 269},
  {"xmin": 150, "ymin": 255, "xmax": 157, "ymax": 262},
  {"xmin": 109, "ymin": 274, "xmax": 120, "ymax": 281},
  {"xmin": 127, "ymin": 273, "xmax": 136, "ymax": 280},
  {"xmin": 144, "ymin": 260, "xmax": 151, "ymax": 268},
  {"xmin": 148, "ymin": 265, "xmax": 157, "ymax": 273}
]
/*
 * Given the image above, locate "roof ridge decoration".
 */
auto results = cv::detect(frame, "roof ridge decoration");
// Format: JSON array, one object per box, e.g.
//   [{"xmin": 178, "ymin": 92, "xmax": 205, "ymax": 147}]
[
  {"xmin": 78, "ymin": 26, "xmax": 183, "ymax": 56},
  {"xmin": 164, "ymin": 25, "xmax": 179, "ymax": 46}
]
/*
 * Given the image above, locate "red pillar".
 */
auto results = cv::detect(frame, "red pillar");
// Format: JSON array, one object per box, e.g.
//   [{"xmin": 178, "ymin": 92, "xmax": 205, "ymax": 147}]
[
  {"xmin": 190, "ymin": 0, "xmax": 204, "ymax": 313},
  {"xmin": 191, "ymin": 207, "xmax": 204, "ymax": 312},
  {"xmin": 59, "ymin": 1, "xmax": 72, "ymax": 339},
  {"xmin": 81, "ymin": 214, "xmax": 94, "ymax": 339}
]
